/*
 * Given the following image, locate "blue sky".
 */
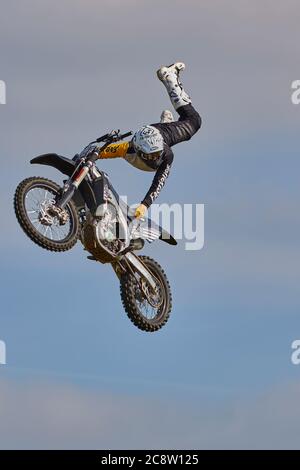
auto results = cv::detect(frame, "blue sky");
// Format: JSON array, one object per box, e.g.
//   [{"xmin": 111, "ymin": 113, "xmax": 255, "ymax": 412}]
[{"xmin": 0, "ymin": 0, "xmax": 300, "ymax": 449}]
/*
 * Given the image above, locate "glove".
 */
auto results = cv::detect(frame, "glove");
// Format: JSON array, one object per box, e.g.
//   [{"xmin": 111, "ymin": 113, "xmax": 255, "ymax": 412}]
[{"xmin": 135, "ymin": 204, "xmax": 147, "ymax": 219}]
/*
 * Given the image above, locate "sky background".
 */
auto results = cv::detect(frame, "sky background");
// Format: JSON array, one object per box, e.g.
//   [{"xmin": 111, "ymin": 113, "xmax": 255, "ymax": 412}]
[{"xmin": 0, "ymin": 0, "xmax": 300, "ymax": 449}]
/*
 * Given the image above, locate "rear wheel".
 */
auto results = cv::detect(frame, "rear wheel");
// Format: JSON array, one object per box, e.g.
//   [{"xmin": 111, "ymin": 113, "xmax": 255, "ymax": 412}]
[
  {"xmin": 14, "ymin": 177, "xmax": 79, "ymax": 252},
  {"xmin": 120, "ymin": 256, "xmax": 172, "ymax": 332}
]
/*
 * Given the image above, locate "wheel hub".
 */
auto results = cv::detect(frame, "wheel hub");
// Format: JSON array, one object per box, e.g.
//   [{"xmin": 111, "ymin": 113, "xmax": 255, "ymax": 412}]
[
  {"xmin": 39, "ymin": 201, "xmax": 69, "ymax": 226},
  {"xmin": 141, "ymin": 278, "xmax": 163, "ymax": 309}
]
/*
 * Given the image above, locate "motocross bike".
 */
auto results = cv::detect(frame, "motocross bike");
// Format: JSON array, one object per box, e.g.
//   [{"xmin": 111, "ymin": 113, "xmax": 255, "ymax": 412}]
[{"xmin": 14, "ymin": 130, "xmax": 177, "ymax": 332}]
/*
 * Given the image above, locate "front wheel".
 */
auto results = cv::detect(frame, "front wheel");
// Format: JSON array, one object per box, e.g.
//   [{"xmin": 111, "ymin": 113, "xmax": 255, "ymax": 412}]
[
  {"xmin": 120, "ymin": 256, "xmax": 172, "ymax": 332},
  {"xmin": 14, "ymin": 177, "xmax": 79, "ymax": 252}
]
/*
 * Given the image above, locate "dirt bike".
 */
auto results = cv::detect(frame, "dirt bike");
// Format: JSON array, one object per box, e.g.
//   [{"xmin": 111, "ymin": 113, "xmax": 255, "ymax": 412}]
[{"xmin": 14, "ymin": 130, "xmax": 177, "ymax": 332}]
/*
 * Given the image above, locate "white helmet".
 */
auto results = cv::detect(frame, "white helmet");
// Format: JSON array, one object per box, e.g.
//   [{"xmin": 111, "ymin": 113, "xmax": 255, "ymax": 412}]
[{"xmin": 133, "ymin": 125, "xmax": 164, "ymax": 161}]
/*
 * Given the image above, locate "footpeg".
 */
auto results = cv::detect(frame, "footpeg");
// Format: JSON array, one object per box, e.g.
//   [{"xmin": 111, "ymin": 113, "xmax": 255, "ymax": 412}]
[
  {"xmin": 87, "ymin": 255, "xmax": 97, "ymax": 261},
  {"xmin": 130, "ymin": 238, "xmax": 145, "ymax": 251}
]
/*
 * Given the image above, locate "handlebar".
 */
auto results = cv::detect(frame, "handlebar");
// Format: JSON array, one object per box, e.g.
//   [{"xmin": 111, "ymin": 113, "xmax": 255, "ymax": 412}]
[
  {"xmin": 94, "ymin": 129, "xmax": 133, "ymax": 144},
  {"xmin": 119, "ymin": 131, "xmax": 133, "ymax": 140},
  {"xmin": 76, "ymin": 130, "xmax": 133, "ymax": 164},
  {"xmin": 95, "ymin": 133, "xmax": 110, "ymax": 143}
]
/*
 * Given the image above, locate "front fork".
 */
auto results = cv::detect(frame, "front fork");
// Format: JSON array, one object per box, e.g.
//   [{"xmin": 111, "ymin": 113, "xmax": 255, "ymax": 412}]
[{"xmin": 56, "ymin": 161, "xmax": 91, "ymax": 209}]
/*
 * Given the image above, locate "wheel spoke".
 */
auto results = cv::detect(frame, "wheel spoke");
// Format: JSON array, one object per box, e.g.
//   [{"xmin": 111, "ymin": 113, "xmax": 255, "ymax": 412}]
[
  {"xmin": 132, "ymin": 274, "xmax": 164, "ymax": 321},
  {"xmin": 24, "ymin": 184, "xmax": 73, "ymax": 243}
]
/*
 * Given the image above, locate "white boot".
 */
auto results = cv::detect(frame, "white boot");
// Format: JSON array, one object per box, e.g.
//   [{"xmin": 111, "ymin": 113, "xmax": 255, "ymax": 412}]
[
  {"xmin": 157, "ymin": 62, "xmax": 191, "ymax": 110},
  {"xmin": 160, "ymin": 109, "xmax": 174, "ymax": 123}
]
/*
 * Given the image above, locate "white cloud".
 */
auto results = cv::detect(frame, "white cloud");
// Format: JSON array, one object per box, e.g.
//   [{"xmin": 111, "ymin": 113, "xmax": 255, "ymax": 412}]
[{"xmin": 0, "ymin": 378, "xmax": 300, "ymax": 449}]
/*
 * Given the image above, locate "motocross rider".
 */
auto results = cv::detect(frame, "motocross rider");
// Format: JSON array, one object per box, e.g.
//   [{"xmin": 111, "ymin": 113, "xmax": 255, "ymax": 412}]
[{"xmin": 91, "ymin": 62, "xmax": 202, "ymax": 219}]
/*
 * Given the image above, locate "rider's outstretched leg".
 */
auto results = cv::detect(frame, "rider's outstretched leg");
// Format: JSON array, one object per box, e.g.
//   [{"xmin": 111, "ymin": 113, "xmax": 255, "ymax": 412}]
[{"xmin": 156, "ymin": 62, "xmax": 202, "ymax": 144}]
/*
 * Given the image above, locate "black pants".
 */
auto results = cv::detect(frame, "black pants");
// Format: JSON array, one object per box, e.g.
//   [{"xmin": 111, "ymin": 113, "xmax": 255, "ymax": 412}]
[{"xmin": 152, "ymin": 104, "xmax": 202, "ymax": 148}]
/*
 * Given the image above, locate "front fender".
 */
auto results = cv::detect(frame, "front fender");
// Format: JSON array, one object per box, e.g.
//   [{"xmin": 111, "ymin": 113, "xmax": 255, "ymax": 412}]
[{"xmin": 31, "ymin": 153, "xmax": 76, "ymax": 177}]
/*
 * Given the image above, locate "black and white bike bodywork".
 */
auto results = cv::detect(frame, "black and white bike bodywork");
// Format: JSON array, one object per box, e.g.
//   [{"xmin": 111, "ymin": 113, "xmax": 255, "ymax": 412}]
[{"xmin": 14, "ymin": 131, "xmax": 176, "ymax": 332}]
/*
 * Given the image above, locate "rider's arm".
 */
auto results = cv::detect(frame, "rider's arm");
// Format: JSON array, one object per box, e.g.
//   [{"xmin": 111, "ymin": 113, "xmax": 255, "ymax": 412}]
[
  {"xmin": 98, "ymin": 141, "xmax": 130, "ymax": 159},
  {"xmin": 141, "ymin": 150, "xmax": 174, "ymax": 208}
]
